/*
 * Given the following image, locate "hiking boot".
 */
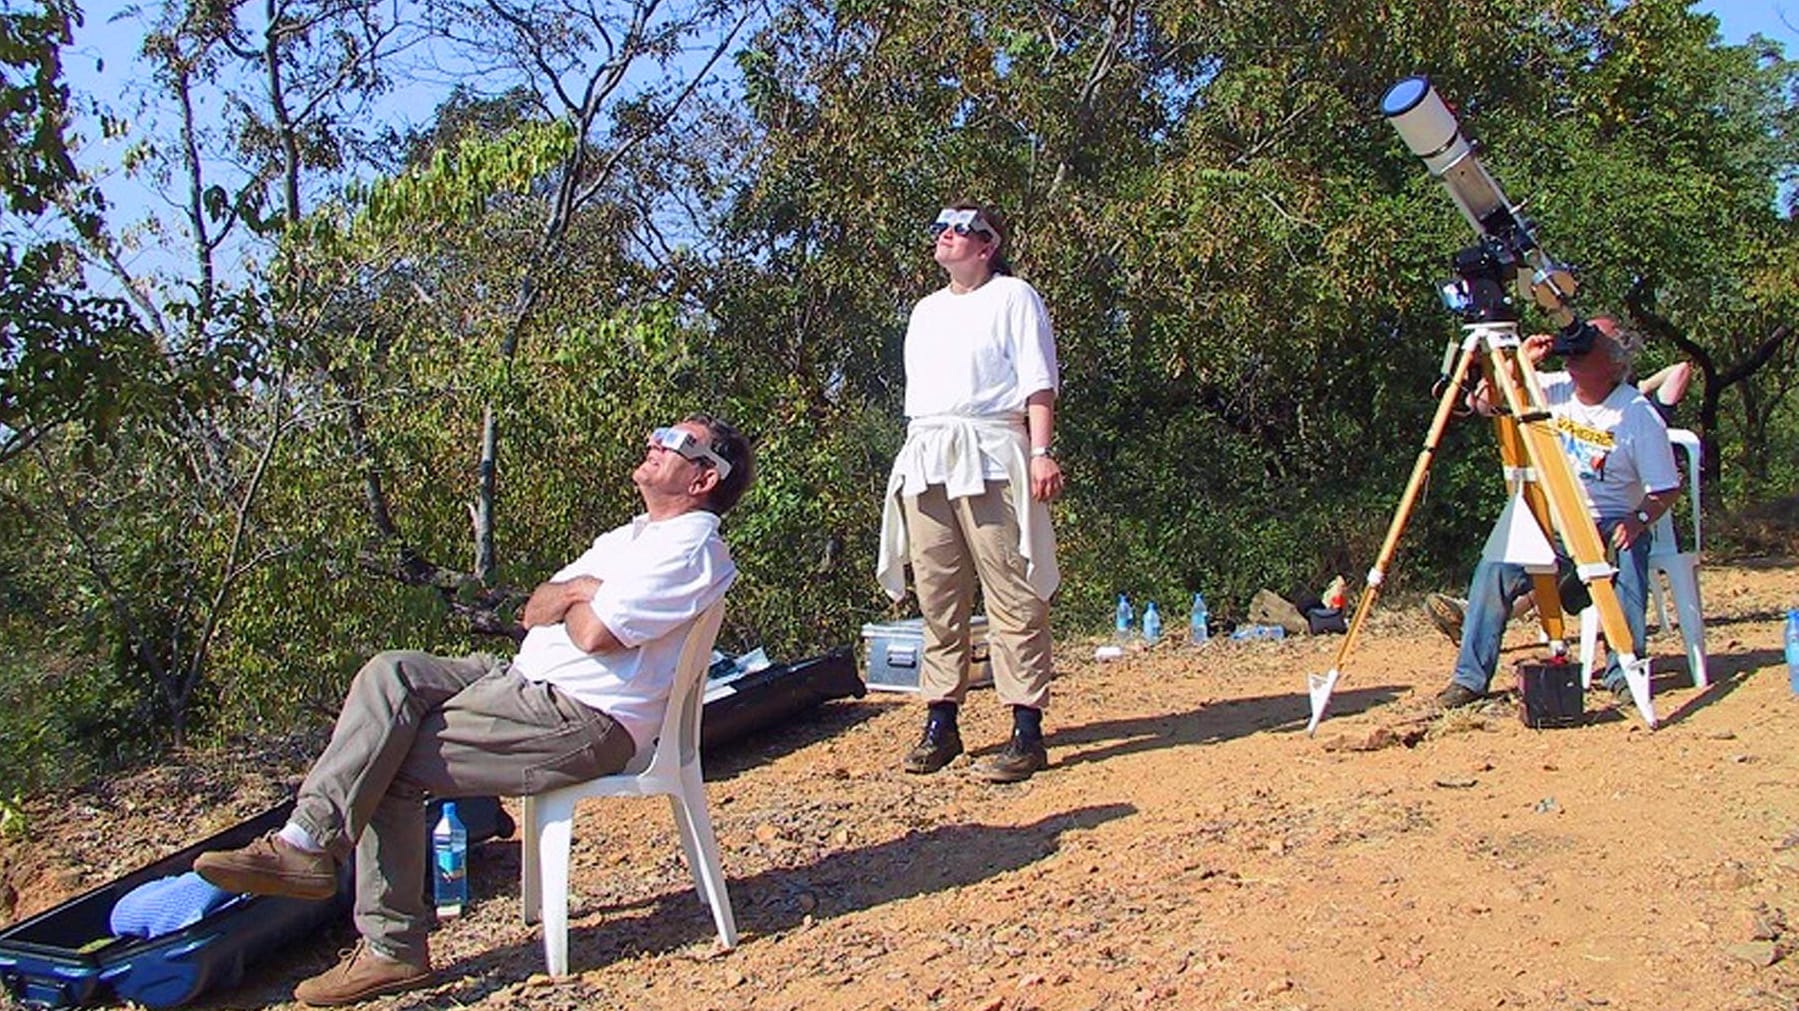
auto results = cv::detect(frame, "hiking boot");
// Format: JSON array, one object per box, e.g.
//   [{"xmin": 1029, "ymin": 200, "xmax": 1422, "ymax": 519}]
[
  {"xmin": 294, "ymin": 941, "xmax": 432, "ymax": 1007},
  {"xmin": 1435, "ymin": 682, "xmax": 1483, "ymax": 710},
  {"xmin": 1424, "ymin": 593, "xmax": 1466, "ymax": 646},
  {"xmin": 902, "ymin": 718, "xmax": 963, "ymax": 774},
  {"xmin": 194, "ymin": 832, "xmax": 337, "ymax": 901},
  {"xmin": 971, "ymin": 731, "xmax": 1048, "ymax": 783}
]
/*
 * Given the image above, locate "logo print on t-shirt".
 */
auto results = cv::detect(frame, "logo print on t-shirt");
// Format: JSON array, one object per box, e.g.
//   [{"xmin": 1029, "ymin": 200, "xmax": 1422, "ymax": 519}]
[{"xmin": 1554, "ymin": 416, "xmax": 1616, "ymax": 485}]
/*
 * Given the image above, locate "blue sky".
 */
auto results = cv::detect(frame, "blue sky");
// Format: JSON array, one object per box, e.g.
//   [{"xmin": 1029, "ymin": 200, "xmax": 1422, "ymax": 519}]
[{"xmin": 1696, "ymin": 1, "xmax": 1795, "ymax": 44}]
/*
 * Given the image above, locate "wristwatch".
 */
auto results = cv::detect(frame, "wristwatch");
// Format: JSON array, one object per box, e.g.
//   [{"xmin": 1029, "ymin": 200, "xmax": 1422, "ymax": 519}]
[
  {"xmin": 1634, "ymin": 507, "xmax": 1653, "ymax": 525},
  {"xmin": 1031, "ymin": 446, "xmax": 1054, "ymax": 459}
]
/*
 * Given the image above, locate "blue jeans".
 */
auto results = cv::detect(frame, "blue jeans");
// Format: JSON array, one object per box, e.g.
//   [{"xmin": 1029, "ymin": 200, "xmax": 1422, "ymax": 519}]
[{"xmin": 1450, "ymin": 515, "xmax": 1652, "ymax": 694}]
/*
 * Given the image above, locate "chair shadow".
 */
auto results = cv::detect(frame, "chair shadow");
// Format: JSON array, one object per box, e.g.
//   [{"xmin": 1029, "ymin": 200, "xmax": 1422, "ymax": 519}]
[
  {"xmin": 1695, "ymin": 608, "xmax": 1792, "ymax": 630},
  {"xmin": 1043, "ymin": 684, "xmax": 1406, "ymax": 771},
  {"xmin": 1657, "ymin": 647, "xmax": 1787, "ymax": 728},
  {"xmin": 401, "ymin": 802, "xmax": 1137, "ymax": 1005}
]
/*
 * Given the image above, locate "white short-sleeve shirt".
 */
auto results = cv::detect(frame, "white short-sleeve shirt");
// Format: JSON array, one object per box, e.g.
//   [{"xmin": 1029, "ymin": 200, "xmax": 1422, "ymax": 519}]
[
  {"xmin": 902, "ymin": 274, "xmax": 1059, "ymax": 481},
  {"xmin": 511, "ymin": 510, "xmax": 736, "ymax": 752},
  {"xmin": 1541, "ymin": 372, "xmax": 1681, "ymax": 520},
  {"xmin": 903, "ymin": 275, "xmax": 1059, "ymax": 416}
]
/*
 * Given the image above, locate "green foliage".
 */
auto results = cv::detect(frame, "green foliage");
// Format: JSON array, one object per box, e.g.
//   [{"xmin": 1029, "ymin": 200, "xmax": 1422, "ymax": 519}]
[{"xmin": 2, "ymin": 0, "xmax": 1797, "ymax": 790}]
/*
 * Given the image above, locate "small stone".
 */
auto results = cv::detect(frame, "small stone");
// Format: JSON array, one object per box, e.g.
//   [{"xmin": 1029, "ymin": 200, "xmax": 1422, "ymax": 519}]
[
  {"xmin": 1713, "ymin": 863, "xmax": 1757, "ymax": 890},
  {"xmin": 1707, "ymin": 731, "xmax": 1737, "ymax": 740},
  {"xmin": 1533, "ymin": 796, "xmax": 1561, "ymax": 815},
  {"xmin": 1723, "ymin": 941, "xmax": 1779, "ymax": 967},
  {"xmin": 1435, "ymin": 776, "xmax": 1479, "ymax": 789},
  {"xmin": 1742, "ymin": 908, "xmax": 1780, "ymax": 941},
  {"xmin": 754, "ymin": 823, "xmax": 780, "ymax": 844}
]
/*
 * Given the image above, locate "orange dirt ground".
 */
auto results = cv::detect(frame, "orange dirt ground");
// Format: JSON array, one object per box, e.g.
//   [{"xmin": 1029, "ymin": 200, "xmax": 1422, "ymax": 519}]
[{"xmin": 3, "ymin": 559, "xmax": 1797, "ymax": 1011}]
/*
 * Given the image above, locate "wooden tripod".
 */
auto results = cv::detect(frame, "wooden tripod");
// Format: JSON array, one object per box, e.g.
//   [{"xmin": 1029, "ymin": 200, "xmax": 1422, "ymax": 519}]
[{"xmin": 1304, "ymin": 322, "xmax": 1655, "ymax": 734}]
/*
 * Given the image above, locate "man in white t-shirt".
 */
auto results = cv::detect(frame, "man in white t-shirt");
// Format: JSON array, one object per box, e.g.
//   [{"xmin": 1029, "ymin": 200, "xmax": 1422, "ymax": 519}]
[
  {"xmin": 195, "ymin": 414, "xmax": 753, "ymax": 1007},
  {"xmin": 1436, "ymin": 319, "xmax": 1681, "ymax": 709}
]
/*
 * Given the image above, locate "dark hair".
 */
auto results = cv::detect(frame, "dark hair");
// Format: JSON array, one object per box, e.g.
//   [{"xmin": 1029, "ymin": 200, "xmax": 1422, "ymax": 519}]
[
  {"xmin": 949, "ymin": 199, "xmax": 1014, "ymax": 276},
  {"xmin": 684, "ymin": 412, "xmax": 754, "ymax": 515}
]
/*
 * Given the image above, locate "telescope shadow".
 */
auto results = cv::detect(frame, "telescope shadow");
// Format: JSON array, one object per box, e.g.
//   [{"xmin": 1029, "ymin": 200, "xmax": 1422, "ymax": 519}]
[
  {"xmin": 392, "ymin": 802, "xmax": 1138, "ymax": 1004},
  {"xmin": 1045, "ymin": 685, "xmax": 1406, "ymax": 772}
]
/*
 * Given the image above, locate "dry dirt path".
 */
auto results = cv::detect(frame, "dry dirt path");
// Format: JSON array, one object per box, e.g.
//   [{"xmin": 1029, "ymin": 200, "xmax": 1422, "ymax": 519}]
[{"xmin": 5, "ymin": 560, "xmax": 1798, "ymax": 1011}]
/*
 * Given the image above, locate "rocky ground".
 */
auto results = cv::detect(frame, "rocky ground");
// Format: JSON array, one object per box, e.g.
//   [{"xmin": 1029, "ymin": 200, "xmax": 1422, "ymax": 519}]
[{"xmin": 3, "ymin": 559, "xmax": 1798, "ymax": 1011}]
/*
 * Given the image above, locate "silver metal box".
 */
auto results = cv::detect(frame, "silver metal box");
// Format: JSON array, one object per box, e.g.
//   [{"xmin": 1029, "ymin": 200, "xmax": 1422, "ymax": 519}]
[{"xmin": 859, "ymin": 616, "xmax": 993, "ymax": 693}]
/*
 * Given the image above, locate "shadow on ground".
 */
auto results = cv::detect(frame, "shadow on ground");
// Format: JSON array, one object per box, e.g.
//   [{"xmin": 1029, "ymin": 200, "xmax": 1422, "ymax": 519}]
[{"xmin": 384, "ymin": 802, "xmax": 1136, "ymax": 1005}]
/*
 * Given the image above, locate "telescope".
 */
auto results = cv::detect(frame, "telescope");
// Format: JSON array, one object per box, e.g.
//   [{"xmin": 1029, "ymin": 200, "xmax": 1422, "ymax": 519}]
[
  {"xmin": 1303, "ymin": 76, "xmax": 1658, "ymax": 736},
  {"xmin": 1380, "ymin": 76, "xmax": 1596, "ymax": 355}
]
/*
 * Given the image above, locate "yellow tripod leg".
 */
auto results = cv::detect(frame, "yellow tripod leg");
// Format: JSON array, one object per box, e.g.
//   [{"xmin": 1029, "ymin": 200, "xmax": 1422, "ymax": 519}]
[
  {"xmin": 1489, "ymin": 405, "xmax": 1567, "ymax": 646},
  {"xmin": 1490, "ymin": 345, "xmax": 1655, "ymax": 726},
  {"xmin": 1306, "ymin": 339, "xmax": 1481, "ymax": 735}
]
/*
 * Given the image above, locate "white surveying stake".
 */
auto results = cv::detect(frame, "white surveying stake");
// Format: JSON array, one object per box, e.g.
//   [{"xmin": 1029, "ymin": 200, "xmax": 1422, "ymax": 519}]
[{"xmin": 1305, "ymin": 77, "xmax": 1655, "ymax": 735}]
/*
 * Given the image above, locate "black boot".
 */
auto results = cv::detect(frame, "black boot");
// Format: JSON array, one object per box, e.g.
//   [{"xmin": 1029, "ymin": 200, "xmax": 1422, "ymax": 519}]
[
  {"xmin": 973, "ymin": 706, "xmax": 1048, "ymax": 783},
  {"xmin": 902, "ymin": 702, "xmax": 963, "ymax": 774}
]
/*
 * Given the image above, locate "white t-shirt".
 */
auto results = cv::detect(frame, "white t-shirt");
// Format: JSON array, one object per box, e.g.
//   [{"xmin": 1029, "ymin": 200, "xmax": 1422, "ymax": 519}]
[
  {"xmin": 903, "ymin": 274, "xmax": 1059, "ymax": 482},
  {"xmin": 1540, "ymin": 372, "xmax": 1680, "ymax": 519},
  {"xmin": 511, "ymin": 511, "xmax": 736, "ymax": 753}
]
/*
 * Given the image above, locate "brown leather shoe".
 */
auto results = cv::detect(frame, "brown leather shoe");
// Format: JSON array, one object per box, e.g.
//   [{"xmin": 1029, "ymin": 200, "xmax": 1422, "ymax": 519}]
[
  {"xmin": 294, "ymin": 941, "xmax": 433, "ymax": 1007},
  {"xmin": 193, "ymin": 832, "xmax": 337, "ymax": 901},
  {"xmin": 971, "ymin": 732, "xmax": 1048, "ymax": 783}
]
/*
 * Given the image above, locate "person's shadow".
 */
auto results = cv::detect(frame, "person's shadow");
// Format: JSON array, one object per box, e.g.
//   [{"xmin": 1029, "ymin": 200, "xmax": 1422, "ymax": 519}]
[{"xmin": 395, "ymin": 802, "xmax": 1137, "ymax": 1005}]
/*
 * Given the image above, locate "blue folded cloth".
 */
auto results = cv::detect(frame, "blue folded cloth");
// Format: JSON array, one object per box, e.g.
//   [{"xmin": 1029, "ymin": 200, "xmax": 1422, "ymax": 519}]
[{"xmin": 109, "ymin": 871, "xmax": 237, "ymax": 939}]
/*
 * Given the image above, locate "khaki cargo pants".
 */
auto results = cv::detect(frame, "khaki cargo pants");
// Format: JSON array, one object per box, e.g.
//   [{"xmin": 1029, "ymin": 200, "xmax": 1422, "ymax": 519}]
[{"xmin": 289, "ymin": 651, "xmax": 637, "ymax": 962}]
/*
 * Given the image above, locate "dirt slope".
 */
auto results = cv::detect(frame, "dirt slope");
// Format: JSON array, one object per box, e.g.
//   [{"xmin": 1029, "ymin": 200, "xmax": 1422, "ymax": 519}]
[{"xmin": 4, "ymin": 560, "xmax": 1797, "ymax": 1011}]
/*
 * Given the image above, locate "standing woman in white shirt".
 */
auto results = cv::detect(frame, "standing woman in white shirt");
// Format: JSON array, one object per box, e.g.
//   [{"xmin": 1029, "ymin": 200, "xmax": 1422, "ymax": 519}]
[{"xmin": 875, "ymin": 201, "xmax": 1064, "ymax": 783}]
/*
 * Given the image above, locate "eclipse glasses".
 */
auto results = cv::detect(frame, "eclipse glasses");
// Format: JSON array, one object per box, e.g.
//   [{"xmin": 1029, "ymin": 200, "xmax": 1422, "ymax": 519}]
[
  {"xmin": 928, "ymin": 208, "xmax": 998, "ymax": 244},
  {"xmin": 649, "ymin": 426, "xmax": 732, "ymax": 480}
]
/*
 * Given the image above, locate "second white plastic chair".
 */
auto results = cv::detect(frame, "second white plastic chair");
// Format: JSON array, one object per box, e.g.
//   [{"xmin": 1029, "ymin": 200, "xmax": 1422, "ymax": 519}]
[
  {"xmin": 1580, "ymin": 428, "xmax": 1707, "ymax": 690},
  {"xmin": 520, "ymin": 598, "xmax": 736, "ymax": 976}
]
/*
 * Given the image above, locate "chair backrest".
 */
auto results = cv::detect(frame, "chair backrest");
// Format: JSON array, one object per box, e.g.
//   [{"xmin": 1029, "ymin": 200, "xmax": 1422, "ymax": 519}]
[
  {"xmin": 632, "ymin": 597, "xmax": 729, "ymax": 780},
  {"xmin": 1656, "ymin": 428, "xmax": 1703, "ymax": 556}
]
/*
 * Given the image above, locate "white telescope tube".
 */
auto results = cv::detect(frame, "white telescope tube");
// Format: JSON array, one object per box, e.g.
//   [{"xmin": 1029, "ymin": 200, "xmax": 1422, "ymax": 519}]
[{"xmin": 1381, "ymin": 77, "xmax": 1510, "ymax": 234}]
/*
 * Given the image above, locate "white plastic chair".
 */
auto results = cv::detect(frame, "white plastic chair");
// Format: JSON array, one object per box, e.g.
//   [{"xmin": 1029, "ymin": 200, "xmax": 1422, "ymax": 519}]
[
  {"xmin": 1580, "ymin": 428, "xmax": 1707, "ymax": 690},
  {"xmin": 520, "ymin": 598, "xmax": 736, "ymax": 976}
]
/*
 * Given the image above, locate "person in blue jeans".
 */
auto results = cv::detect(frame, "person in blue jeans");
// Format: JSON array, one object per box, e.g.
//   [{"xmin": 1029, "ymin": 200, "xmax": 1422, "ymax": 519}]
[{"xmin": 1436, "ymin": 318, "xmax": 1681, "ymax": 710}]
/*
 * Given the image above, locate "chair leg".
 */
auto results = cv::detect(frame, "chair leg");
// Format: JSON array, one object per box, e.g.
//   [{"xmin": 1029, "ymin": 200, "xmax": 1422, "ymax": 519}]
[
  {"xmin": 1579, "ymin": 606, "xmax": 1601, "ymax": 690},
  {"xmin": 532, "ymin": 791, "xmax": 579, "ymax": 977},
  {"xmin": 1648, "ymin": 570, "xmax": 1672, "ymax": 632},
  {"xmin": 671, "ymin": 778, "xmax": 737, "ymax": 949},
  {"xmin": 520, "ymin": 795, "xmax": 541, "ymax": 925},
  {"xmin": 1661, "ymin": 556, "xmax": 1708, "ymax": 689},
  {"xmin": 667, "ymin": 794, "xmax": 707, "ymax": 907}
]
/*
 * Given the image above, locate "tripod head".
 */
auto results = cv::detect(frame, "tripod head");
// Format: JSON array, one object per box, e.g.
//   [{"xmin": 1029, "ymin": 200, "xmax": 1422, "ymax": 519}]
[{"xmin": 1381, "ymin": 76, "xmax": 1596, "ymax": 355}]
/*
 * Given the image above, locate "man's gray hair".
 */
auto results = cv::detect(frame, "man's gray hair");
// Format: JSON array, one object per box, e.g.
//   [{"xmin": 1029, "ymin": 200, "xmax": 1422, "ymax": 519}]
[{"xmin": 1608, "ymin": 322, "xmax": 1645, "ymax": 366}]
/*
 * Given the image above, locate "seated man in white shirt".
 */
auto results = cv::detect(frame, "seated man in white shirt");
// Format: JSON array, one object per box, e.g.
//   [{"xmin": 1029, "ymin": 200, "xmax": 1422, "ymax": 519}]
[{"xmin": 195, "ymin": 414, "xmax": 752, "ymax": 1007}]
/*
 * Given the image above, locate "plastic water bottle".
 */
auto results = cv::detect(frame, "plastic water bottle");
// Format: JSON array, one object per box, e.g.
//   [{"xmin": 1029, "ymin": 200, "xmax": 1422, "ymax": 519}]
[
  {"xmin": 1114, "ymin": 594, "xmax": 1134, "ymax": 641},
  {"xmin": 1142, "ymin": 601, "xmax": 1163, "ymax": 644},
  {"xmin": 1189, "ymin": 591, "xmax": 1210, "ymax": 645},
  {"xmin": 1785, "ymin": 608, "xmax": 1799, "ymax": 697},
  {"xmin": 432, "ymin": 801, "xmax": 468, "ymax": 918}
]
